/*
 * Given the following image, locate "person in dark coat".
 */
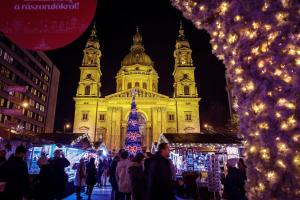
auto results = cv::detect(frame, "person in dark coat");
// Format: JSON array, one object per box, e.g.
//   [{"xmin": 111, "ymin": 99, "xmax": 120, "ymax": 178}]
[
  {"xmin": 222, "ymin": 158, "xmax": 243, "ymax": 200},
  {"xmin": 109, "ymin": 149, "xmax": 125, "ymax": 200},
  {"xmin": 143, "ymin": 152, "xmax": 153, "ymax": 177},
  {"xmin": 146, "ymin": 143, "xmax": 183, "ymax": 200},
  {"xmin": 128, "ymin": 153, "xmax": 146, "ymax": 200},
  {"xmin": 238, "ymin": 158, "xmax": 247, "ymax": 200},
  {"xmin": 0, "ymin": 149, "xmax": 6, "ymax": 165},
  {"xmin": 86, "ymin": 157, "xmax": 97, "ymax": 200},
  {"xmin": 33, "ymin": 158, "xmax": 54, "ymax": 200},
  {"xmin": 97, "ymin": 159, "xmax": 104, "ymax": 187},
  {"xmin": 48, "ymin": 149, "xmax": 70, "ymax": 200},
  {"xmin": 0, "ymin": 145, "xmax": 29, "ymax": 200}
]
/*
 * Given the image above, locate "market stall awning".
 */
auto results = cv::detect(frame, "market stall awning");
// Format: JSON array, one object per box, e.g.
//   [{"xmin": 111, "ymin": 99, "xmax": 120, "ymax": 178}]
[
  {"xmin": 9, "ymin": 133, "xmax": 94, "ymax": 150},
  {"xmin": 160, "ymin": 133, "xmax": 243, "ymax": 148}
]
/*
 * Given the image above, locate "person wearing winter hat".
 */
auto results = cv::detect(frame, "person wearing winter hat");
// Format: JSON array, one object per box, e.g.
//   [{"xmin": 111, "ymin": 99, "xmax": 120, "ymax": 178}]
[{"xmin": 222, "ymin": 158, "xmax": 243, "ymax": 200}]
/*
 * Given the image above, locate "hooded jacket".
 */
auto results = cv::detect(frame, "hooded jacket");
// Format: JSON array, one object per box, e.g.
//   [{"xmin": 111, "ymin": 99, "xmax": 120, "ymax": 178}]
[
  {"xmin": 115, "ymin": 159, "xmax": 131, "ymax": 193},
  {"xmin": 128, "ymin": 161, "xmax": 147, "ymax": 200}
]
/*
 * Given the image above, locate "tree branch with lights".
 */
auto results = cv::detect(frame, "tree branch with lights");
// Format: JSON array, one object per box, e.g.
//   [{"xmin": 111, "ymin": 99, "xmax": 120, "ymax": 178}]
[{"xmin": 171, "ymin": 0, "xmax": 300, "ymax": 199}]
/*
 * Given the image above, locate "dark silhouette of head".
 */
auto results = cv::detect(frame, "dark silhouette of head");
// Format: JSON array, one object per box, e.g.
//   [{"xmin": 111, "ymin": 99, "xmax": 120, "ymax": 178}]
[
  {"xmin": 120, "ymin": 151, "xmax": 129, "ymax": 160},
  {"xmin": 158, "ymin": 143, "xmax": 170, "ymax": 158},
  {"xmin": 132, "ymin": 153, "xmax": 145, "ymax": 163},
  {"xmin": 15, "ymin": 145, "xmax": 27, "ymax": 159}
]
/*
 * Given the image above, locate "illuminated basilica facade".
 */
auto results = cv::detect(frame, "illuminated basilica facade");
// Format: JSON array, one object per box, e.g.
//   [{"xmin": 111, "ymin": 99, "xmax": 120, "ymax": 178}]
[{"xmin": 73, "ymin": 23, "xmax": 200, "ymax": 151}]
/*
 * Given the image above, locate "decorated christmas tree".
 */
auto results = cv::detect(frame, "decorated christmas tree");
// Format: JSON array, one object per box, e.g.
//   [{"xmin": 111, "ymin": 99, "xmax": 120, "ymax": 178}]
[{"xmin": 125, "ymin": 89, "xmax": 142, "ymax": 154}]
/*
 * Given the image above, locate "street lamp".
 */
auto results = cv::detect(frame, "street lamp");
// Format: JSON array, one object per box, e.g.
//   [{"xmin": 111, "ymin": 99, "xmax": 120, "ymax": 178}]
[
  {"xmin": 64, "ymin": 123, "xmax": 71, "ymax": 133},
  {"xmin": 203, "ymin": 123, "xmax": 214, "ymax": 133},
  {"xmin": 204, "ymin": 123, "xmax": 209, "ymax": 129},
  {"xmin": 22, "ymin": 102, "xmax": 29, "ymax": 108}
]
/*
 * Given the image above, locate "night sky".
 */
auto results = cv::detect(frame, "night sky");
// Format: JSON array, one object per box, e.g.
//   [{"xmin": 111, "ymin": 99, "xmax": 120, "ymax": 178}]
[{"xmin": 46, "ymin": 0, "xmax": 230, "ymax": 132}]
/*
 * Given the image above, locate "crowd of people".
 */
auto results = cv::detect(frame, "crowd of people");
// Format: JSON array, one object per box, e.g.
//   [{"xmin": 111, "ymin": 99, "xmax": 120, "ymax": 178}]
[
  {"xmin": 0, "ymin": 146, "xmax": 70, "ymax": 200},
  {"xmin": 108, "ymin": 143, "xmax": 184, "ymax": 200},
  {"xmin": 0, "ymin": 143, "xmax": 247, "ymax": 200}
]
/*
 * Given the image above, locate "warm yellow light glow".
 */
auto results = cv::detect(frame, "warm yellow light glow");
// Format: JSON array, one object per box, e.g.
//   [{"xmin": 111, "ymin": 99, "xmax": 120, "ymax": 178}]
[
  {"xmin": 260, "ymin": 148, "xmax": 270, "ymax": 160},
  {"xmin": 215, "ymin": 21, "xmax": 222, "ymax": 29},
  {"xmin": 22, "ymin": 102, "xmax": 29, "ymax": 108},
  {"xmin": 277, "ymin": 159, "xmax": 286, "ymax": 168},
  {"xmin": 242, "ymin": 81, "xmax": 255, "ymax": 93},
  {"xmin": 228, "ymin": 34, "xmax": 237, "ymax": 44},
  {"xmin": 251, "ymin": 47, "xmax": 259, "ymax": 55},
  {"xmin": 282, "ymin": 73, "xmax": 292, "ymax": 83},
  {"xmin": 264, "ymin": 24, "xmax": 272, "ymax": 31},
  {"xmin": 219, "ymin": 31, "xmax": 225, "ymax": 39},
  {"xmin": 275, "ymin": 112, "xmax": 281, "ymax": 118},
  {"xmin": 258, "ymin": 60, "xmax": 265, "ymax": 68},
  {"xmin": 212, "ymin": 44, "xmax": 218, "ymax": 51},
  {"xmin": 274, "ymin": 69, "xmax": 283, "ymax": 76},
  {"xmin": 234, "ymin": 15, "xmax": 241, "ymax": 21},
  {"xmin": 277, "ymin": 98, "xmax": 296, "ymax": 109},
  {"xmin": 252, "ymin": 102, "xmax": 266, "ymax": 114},
  {"xmin": 245, "ymin": 30, "xmax": 257, "ymax": 39},
  {"xmin": 288, "ymin": 115, "xmax": 297, "ymax": 125},
  {"xmin": 293, "ymin": 153, "xmax": 300, "ymax": 169},
  {"xmin": 275, "ymin": 12, "xmax": 289, "ymax": 23},
  {"xmin": 235, "ymin": 67, "xmax": 243, "ymax": 75},
  {"xmin": 296, "ymin": 58, "xmax": 300, "ymax": 66},
  {"xmin": 268, "ymin": 32, "xmax": 279, "ymax": 43},
  {"xmin": 212, "ymin": 31, "xmax": 218, "ymax": 36},
  {"xmin": 249, "ymin": 145, "xmax": 257, "ymax": 153},
  {"xmin": 267, "ymin": 91, "xmax": 272, "ymax": 96},
  {"xmin": 260, "ymin": 42, "xmax": 269, "ymax": 52},
  {"xmin": 219, "ymin": 2, "xmax": 229, "ymax": 15},
  {"xmin": 281, "ymin": 0, "xmax": 290, "ymax": 8},
  {"xmin": 258, "ymin": 122, "xmax": 269, "ymax": 130},
  {"xmin": 257, "ymin": 182, "xmax": 265, "ymax": 192},
  {"xmin": 252, "ymin": 21, "xmax": 260, "ymax": 29},
  {"xmin": 262, "ymin": 2, "xmax": 269, "ymax": 11},
  {"xmin": 277, "ymin": 142, "xmax": 289, "ymax": 153},
  {"xmin": 199, "ymin": 5, "xmax": 206, "ymax": 11},
  {"xmin": 292, "ymin": 134, "xmax": 300, "ymax": 142},
  {"xmin": 266, "ymin": 171, "xmax": 277, "ymax": 183},
  {"xmin": 235, "ymin": 77, "xmax": 243, "ymax": 83}
]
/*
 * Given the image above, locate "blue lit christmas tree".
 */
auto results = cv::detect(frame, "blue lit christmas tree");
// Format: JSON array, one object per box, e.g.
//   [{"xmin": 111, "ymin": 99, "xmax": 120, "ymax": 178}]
[{"xmin": 125, "ymin": 89, "xmax": 142, "ymax": 154}]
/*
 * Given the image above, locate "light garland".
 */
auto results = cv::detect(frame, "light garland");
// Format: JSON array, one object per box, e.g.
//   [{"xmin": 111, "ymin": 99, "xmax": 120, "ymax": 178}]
[{"xmin": 171, "ymin": 0, "xmax": 300, "ymax": 199}]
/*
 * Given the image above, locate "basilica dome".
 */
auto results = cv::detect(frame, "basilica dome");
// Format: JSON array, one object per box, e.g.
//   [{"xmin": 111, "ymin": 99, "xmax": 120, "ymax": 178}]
[{"xmin": 121, "ymin": 28, "xmax": 153, "ymax": 66}]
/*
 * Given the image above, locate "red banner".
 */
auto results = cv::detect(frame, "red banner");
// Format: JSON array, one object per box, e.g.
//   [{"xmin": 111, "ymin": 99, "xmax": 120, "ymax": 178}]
[
  {"xmin": 0, "ymin": 108, "xmax": 23, "ymax": 116},
  {"xmin": 0, "ymin": 0, "xmax": 97, "ymax": 50},
  {"xmin": 5, "ymin": 86, "xmax": 27, "ymax": 93}
]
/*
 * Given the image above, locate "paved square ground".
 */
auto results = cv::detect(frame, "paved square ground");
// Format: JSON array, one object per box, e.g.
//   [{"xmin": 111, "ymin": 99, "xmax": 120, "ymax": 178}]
[{"xmin": 64, "ymin": 186, "xmax": 111, "ymax": 200}]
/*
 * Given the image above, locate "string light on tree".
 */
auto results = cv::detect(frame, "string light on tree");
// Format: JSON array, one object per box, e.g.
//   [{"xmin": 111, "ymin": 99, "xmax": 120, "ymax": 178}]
[{"xmin": 171, "ymin": 0, "xmax": 300, "ymax": 199}]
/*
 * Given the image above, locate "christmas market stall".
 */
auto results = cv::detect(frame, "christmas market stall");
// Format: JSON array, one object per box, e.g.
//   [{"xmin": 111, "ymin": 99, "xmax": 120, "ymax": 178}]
[
  {"xmin": 5, "ymin": 133, "xmax": 94, "ymax": 182},
  {"xmin": 160, "ymin": 133, "xmax": 243, "ymax": 174},
  {"xmin": 160, "ymin": 133, "xmax": 243, "ymax": 199}
]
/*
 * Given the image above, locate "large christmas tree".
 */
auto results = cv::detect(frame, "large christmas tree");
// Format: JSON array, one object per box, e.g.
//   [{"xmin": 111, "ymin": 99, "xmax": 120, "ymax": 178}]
[{"xmin": 125, "ymin": 89, "xmax": 142, "ymax": 154}]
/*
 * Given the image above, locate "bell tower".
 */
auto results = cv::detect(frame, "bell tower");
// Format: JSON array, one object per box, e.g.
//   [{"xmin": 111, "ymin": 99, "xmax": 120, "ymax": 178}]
[
  {"xmin": 76, "ymin": 23, "xmax": 102, "ymax": 97},
  {"xmin": 173, "ymin": 22, "xmax": 198, "ymax": 98}
]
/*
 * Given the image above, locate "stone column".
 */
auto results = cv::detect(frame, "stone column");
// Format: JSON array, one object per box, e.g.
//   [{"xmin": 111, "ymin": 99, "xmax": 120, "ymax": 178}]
[{"xmin": 146, "ymin": 127, "xmax": 150, "ymax": 152}]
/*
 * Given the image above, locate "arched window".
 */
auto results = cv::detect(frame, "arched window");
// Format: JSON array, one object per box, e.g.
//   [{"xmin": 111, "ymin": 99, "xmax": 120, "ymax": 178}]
[
  {"xmin": 85, "ymin": 85, "xmax": 91, "ymax": 95},
  {"xmin": 152, "ymin": 83, "xmax": 156, "ymax": 91},
  {"xmin": 127, "ymin": 82, "xmax": 132, "ymax": 89},
  {"xmin": 184, "ymin": 85, "xmax": 190, "ymax": 95},
  {"xmin": 135, "ymin": 82, "xmax": 140, "ymax": 87},
  {"xmin": 142, "ymin": 82, "xmax": 147, "ymax": 89}
]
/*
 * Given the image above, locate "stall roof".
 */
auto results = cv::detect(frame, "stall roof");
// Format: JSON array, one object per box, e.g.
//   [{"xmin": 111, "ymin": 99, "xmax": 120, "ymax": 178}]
[
  {"xmin": 9, "ymin": 133, "xmax": 93, "ymax": 150},
  {"xmin": 160, "ymin": 133, "xmax": 242, "ymax": 145}
]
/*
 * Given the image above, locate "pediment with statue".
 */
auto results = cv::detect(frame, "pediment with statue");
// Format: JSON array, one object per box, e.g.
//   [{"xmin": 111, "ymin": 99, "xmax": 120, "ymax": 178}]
[{"xmin": 105, "ymin": 87, "xmax": 169, "ymax": 99}]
